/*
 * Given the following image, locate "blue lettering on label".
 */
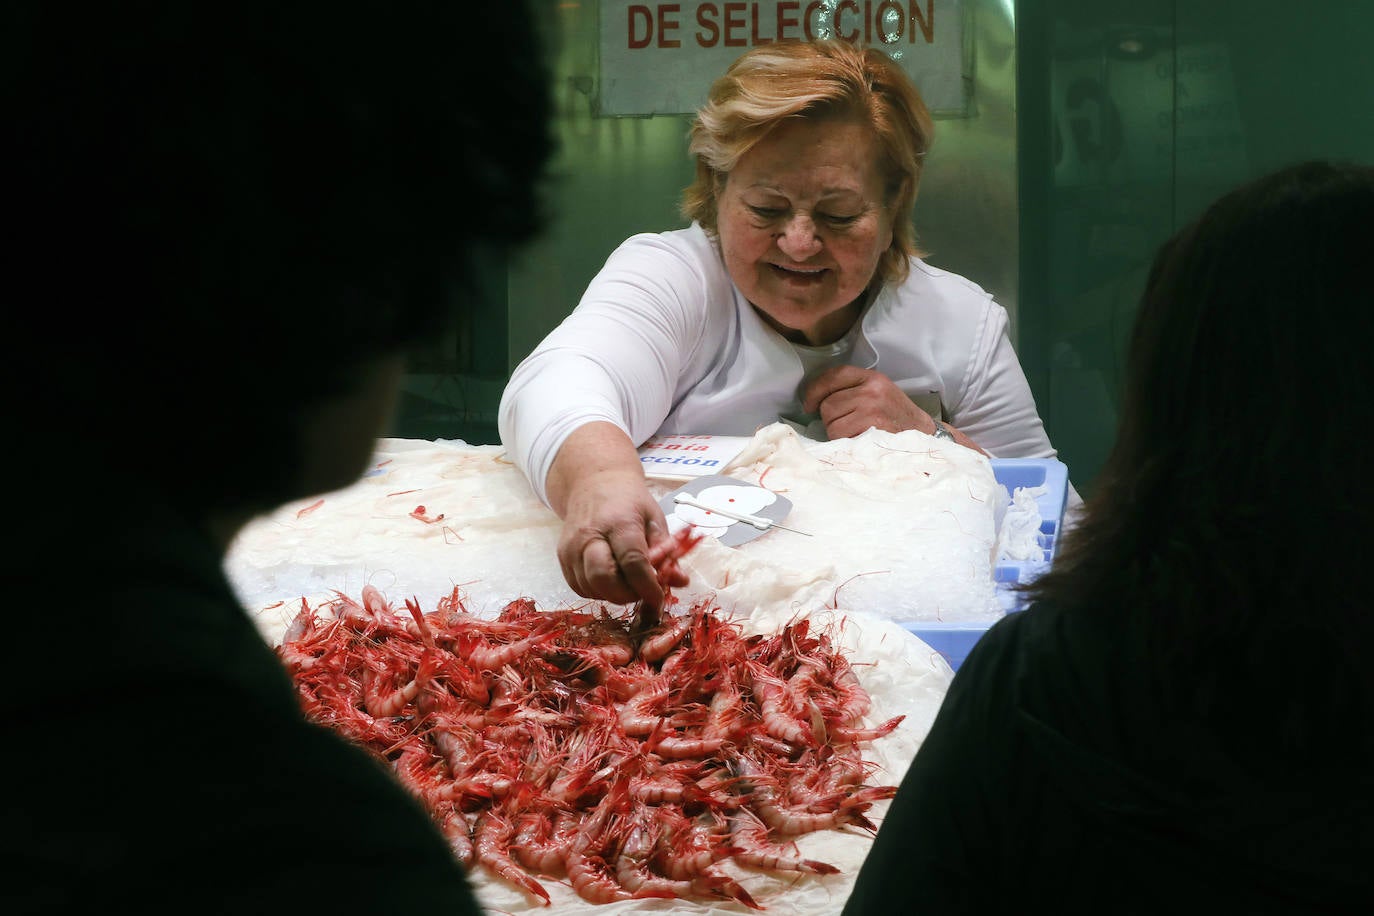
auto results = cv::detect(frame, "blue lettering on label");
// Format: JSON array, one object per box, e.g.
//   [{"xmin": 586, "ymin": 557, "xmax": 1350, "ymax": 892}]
[{"xmin": 640, "ymin": 456, "xmax": 721, "ymax": 467}]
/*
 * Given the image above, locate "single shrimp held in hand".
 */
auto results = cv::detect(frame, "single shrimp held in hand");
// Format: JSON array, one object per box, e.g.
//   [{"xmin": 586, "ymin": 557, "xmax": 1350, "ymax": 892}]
[
  {"xmin": 648, "ymin": 524, "xmax": 705, "ymax": 581},
  {"xmin": 635, "ymin": 525, "xmax": 705, "ymax": 632}
]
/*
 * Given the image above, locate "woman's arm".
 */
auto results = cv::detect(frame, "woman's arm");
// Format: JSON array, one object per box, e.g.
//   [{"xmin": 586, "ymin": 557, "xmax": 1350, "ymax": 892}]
[
  {"xmin": 498, "ymin": 231, "xmax": 712, "ymax": 506},
  {"xmin": 545, "ymin": 421, "xmax": 687, "ymax": 611}
]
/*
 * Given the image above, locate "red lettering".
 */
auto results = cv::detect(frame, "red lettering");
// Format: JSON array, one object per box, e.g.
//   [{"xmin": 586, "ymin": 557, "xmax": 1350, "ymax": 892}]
[
  {"xmin": 696, "ymin": 3, "xmax": 720, "ymax": 47},
  {"xmin": 659, "ymin": 4, "xmax": 681, "ymax": 48},
  {"xmin": 911, "ymin": 0, "xmax": 933, "ymax": 43},
  {"xmin": 803, "ymin": 1, "xmax": 824, "ymax": 40},
  {"xmin": 751, "ymin": 2, "xmax": 772, "ymax": 44},
  {"xmin": 777, "ymin": 2, "xmax": 801, "ymax": 40},
  {"xmin": 628, "ymin": 5, "xmax": 652, "ymax": 49},
  {"xmin": 837, "ymin": 0, "xmax": 860, "ymax": 42},
  {"xmin": 724, "ymin": 2, "xmax": 747, "ymax": 47},
  {"xmin": 876, "ymin": 0, "xmax": 903, "ymax": 43}
]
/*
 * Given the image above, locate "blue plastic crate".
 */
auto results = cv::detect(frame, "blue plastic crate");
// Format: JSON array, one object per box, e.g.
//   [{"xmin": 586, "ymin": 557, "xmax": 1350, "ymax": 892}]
[{"xmin": 903, "ymin": 458, "xmax": 1069, "ymax": 671}]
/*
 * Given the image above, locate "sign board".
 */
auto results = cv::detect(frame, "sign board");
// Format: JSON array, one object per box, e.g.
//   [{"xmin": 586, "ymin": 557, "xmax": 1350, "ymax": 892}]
[
  {"xmin": 638, "ymin": 433, "xmax": 751, "ymax": 479},
  {"xmin": 598, "ymin": 0, "xmax": 966, "ymax": 117}
]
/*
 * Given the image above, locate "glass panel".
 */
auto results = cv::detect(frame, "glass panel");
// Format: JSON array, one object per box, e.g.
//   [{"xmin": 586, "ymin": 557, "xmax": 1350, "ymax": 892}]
[{"xmin": 1018, "ymin": 0, "xmax": 1374, "ymax": 498}]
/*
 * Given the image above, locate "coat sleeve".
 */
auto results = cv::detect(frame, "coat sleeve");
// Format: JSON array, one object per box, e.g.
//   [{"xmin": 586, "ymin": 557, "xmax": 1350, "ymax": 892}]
[
  {"xmin": 949, "ymin": 300, "xmax": 1085, "ymax": 511},
  {"xmin": 498, "ymin": 232, "xmax": 712, "ymax": 505}
]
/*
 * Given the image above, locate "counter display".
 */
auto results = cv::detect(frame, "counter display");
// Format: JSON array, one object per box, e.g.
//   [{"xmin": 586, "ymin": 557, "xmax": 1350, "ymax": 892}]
[{"xmin": 225, "ymin": 422, "xmax": 1051, "ymax": 912}]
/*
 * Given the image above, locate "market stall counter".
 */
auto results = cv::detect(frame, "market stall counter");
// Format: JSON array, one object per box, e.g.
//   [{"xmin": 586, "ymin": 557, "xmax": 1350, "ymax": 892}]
[{"xmin": 226, "ymin": 422, "xmax": 1063, "ymax": 914}]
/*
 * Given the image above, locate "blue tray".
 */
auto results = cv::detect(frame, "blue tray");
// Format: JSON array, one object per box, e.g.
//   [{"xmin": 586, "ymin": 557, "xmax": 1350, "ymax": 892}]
[{"xmin": 902, "ymin": 458, "xmax": 1069, "ymax": 671}]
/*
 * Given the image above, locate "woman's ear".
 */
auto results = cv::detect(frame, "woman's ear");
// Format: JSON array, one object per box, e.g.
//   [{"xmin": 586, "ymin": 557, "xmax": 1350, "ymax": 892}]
[{"xmin": 890, "ymin": 173, "xmax": 913, "ymax": 209}]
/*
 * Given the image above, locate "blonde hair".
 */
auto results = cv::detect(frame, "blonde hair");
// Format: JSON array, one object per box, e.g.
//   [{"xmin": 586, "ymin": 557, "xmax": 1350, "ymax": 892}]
[{"xmin": 681, "ymin": 39, "xmax": 934, "ymax": 286}]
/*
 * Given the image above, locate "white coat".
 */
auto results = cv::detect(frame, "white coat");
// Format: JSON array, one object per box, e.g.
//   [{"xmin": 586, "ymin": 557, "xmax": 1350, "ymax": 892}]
[{"xmin": 500, "ymin": 223, "xmax": 1072, "ymax": 507}]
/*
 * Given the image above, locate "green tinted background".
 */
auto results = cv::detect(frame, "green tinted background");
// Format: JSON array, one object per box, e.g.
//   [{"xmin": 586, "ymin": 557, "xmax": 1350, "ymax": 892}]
[
  {"xmin": 1018, "ymin": 0, "xmax": 1374, "ymax": 496},
  {"xmin": 393, "ymin": 0, "xmax": 1373, "ymax": 501}
]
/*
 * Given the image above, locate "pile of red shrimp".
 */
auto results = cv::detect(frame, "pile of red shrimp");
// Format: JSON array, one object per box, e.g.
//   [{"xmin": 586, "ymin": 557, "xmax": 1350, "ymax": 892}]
[{"xmin": 276, "ymin": 581, "xmax": 904, "ymax": 909}]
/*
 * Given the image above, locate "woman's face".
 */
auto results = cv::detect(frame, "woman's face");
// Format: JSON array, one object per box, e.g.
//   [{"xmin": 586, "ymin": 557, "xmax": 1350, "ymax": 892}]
[{"xmin": 715, "ymin": 116, "xmax": 894, "ymax": 346}]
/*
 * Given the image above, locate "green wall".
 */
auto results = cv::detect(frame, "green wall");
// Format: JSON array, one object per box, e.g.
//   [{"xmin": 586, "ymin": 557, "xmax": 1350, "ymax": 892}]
[{"xmin": 1017, "ymin": 0, "xmax": 1374, "ymax": 497}]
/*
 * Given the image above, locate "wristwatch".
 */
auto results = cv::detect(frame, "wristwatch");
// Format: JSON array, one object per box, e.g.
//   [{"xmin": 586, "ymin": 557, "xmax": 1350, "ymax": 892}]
[{"xmin": 931, "ymin": 420, "xmax": 955, "ymax": 442}]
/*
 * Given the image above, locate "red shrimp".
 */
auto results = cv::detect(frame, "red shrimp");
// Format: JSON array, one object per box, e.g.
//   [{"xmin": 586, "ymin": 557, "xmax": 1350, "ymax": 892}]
[
  {"xmin": 361, "ymin": 583, "xmax": 393, "ymax": 618},
  {"xmin": 693, "ymin": 767, "xmax": 746, "ymax": 809},
  {"xmin": 648, "ymin": 525, "xmax": 705, "ymax": 581},
  {"xmin": 741, "ymin": 754, "xmax": 882, "ymax": 837},
  {"xmin": 452, "ymin": 624, "xmax": 555, "ymax": 672},
  {"xmin": 737, "ymin": 752, "xmax": 876, "ymax": 836},
  {"xmin": 645, "ymin": 728, "xmax": 728, "ymax": 760},
  {"xmin": 730, "ymin": 810, "xmax": 840, "ymax": 875},
  {"xmin": 546, "ymin": 721, "xmax": 619, "ymax": 806},
  {"xmin": 427, "ymin": 655, "xmax": 492, "ymax": 708},
  {"xmin": 427, "ymin": 771, "xmax": 520, "ymax": 806},
  {"xmin": 749, "ymin": 732, "xmax": 803, "ymax": 759},
  {"xmin": 830, "ymin": 714, "xmax": 905, "ymax": 745},
  {"xmin": 496, "ymin": 596, "xmax": 540, "ymax": 621},
  {"xmin": 439, "ymin": 805, "xmax": 475, "ymax": 867},
  {"xmin": 551, "ymin": 610, "xmax": 637, "ymax": 678},
  {"xmin": 513, "ymin": 811, "xmax": 577, "ymax": 877},
  {"xmin": 652, "ymin": 807, "xmax": 740, "ymax": 880},
  {"xmin": 637, "ymin": 610, "xmax": 695, "ymax": 663},
  {"xmin": 827, "ymin": 652, "xmax": 872, "ymax": 723},
  {"xmin": 750, "ymin": 665, "xmax": 816, "ymax": 747},
  {"xmin": 615, "ymin": 814, "xmax": 699, "ymax": 900},
  {"xmin": 277, "ymin": 599, "xmax": 331, "ymax": 671},
  {"xmin": 416, "ymin": 698, "xmax": 487, "ymax": 778},
  {"xmin": 362, "ymin": 649, "xmax": 436, "ymax": 718},
  {"xmin": 328, "ymin": 586, "xmax": 411, "ymax": 639},
  {"xmin": 508, "ymin": 722, "xmax": 559, "ymax": 788},
  {"xmin": 629, "ymin": 773, "xmax": 707, "ymax": 806},
  {"xmin": 703, "ymin": 682, "xmax": 747, "ymax": 741},
  {"xmin": 393, "ymin": 746, "xmax": 444, "ymax": 796},
  {"xmin": 617, "ymin": 675, "xmax": 672, "ymax": 735},
  {"xmin": 789, "ymin": 746, "xmax": 876, "ymax": 803},
  {"xmin": 567, "ymin": 852, "xmax": 640, "ymax": 904},
  {"xmin": 565, "ymin": 789, "xmax": 639, "ymax": 903},
  {"xmin": 299, "ymin": 678, "xmax": 412, "ymax": 749},
  {"xmin": 601, "ymin": 658, "xmax": 656, "ymax": 702},
  {"xmin": 633, "ymin": 526, "xmax": 705, "ymax": 632},
  {"xmin": 474, "ymin": 810, "xmax": 551, "ymax": 906},
  {"xmin": 282, "ymin": 585, "xmax": 910, "ymax": 910}
]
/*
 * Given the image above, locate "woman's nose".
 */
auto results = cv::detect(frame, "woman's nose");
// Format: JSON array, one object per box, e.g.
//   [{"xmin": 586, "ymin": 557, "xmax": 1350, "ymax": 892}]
[{"xmin": 775, "ymin": 214, "xmax": 822, "ymax": 260}]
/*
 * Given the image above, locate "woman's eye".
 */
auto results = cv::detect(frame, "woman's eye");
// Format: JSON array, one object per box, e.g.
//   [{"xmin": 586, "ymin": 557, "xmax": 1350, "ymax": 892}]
[
  {"xmin": 822, "ymin": 213, "xmax": 860, "ymax": 226},
  {"xmin": 748, "ymin": 206, "xmax": 785, "ymax": 219}
]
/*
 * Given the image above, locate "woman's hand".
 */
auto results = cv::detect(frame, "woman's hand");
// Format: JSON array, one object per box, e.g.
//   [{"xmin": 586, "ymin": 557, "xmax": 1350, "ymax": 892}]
[
  {"xmin": 803, "ymin": 365, "xmax": 987, "ymax": 454},
  {"xmin": 545, "ymin": 422, "xmax": 689, "ymax": 612}
]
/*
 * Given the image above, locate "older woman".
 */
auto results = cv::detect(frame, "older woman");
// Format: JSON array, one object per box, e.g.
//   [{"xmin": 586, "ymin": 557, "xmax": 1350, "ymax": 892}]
[{"xmin": 500, "ymin": 39, "xmax": 1071, "ymax": 612}]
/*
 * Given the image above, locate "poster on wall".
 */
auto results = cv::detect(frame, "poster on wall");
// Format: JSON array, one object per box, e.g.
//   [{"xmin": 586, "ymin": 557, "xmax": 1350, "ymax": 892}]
[
  {"xmin": 598, "ymin": 0, "xmax": 966, "ymax": 117},
  {"xmin": 1052, "ymin": 37, "xmax": 1248, "ymax": 189}
]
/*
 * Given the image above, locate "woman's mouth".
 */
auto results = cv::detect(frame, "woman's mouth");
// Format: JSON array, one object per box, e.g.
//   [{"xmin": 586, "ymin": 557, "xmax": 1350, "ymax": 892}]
[{"xmin": 771, "ymin": 263, "xmax": 827, "ymax": 279}]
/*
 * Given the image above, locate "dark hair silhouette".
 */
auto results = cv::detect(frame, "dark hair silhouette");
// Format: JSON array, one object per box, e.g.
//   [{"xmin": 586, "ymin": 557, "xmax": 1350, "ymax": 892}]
[
  {"xmin": 12, "ymin": 2, "xmax": 557, "ymax": 515},
  {"xmin": 1021, "ymin": 160, "xmax": 1374, "ymax": 738}
]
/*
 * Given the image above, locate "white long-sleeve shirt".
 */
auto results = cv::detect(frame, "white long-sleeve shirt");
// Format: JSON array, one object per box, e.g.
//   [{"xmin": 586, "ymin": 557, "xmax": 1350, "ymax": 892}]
[{"xmin": 500, "ymin": 223, "xmax": 1074, "ymax": 507}]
